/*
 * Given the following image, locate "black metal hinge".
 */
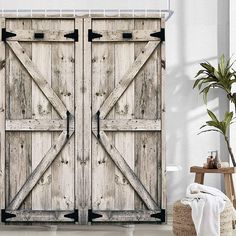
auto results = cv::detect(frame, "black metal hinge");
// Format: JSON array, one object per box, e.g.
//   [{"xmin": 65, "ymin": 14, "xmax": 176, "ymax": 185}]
[
  {"xmin": 1, "ymin": 209, "xmax": 16, "ymax": 222},
  {"xmin": 64, "ymin": 29, "xmax": 79, "ymax": 42},
  {"xmin": 64, "ymin": 209, "xmax": 78, "ymax": 222},
  {"xmin": 122, "ymin": 32, "xmax": 133, "ymax": 39},
  {"xmin": 34, "ymin": 32, "xmax": 44, "ymax": 39},
  {"xmin": 88, "ymin": 29, "xmax": 102, "ymax": 42},
  {"xmin": 96, "ymin": 110, "xmax": 100, "ymax": 139},
  {"xmin": 150, "ymin": 209, "xmax": 166, "ymax": 222},
  {"xmin": 150, "ymin": 28, "xmax": 165, "ymax": 42},
  {"xmin": 88, "ymin": 209, "xmax": 103, "ymax": 222},
  {"xmin": 2, "ymin": 28, "xmax": 17, "ymax": 42},
  {"xmin": 66, "ymin": 110, "xmax": 70, "ymax": 139}
]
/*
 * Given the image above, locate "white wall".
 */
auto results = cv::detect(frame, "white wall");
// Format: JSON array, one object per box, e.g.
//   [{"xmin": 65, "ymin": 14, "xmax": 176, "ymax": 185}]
[
  {"xmin": 166, "ymin": 0, "xmax": 229, "ymax": 203},
  {"xmin": 230, "ymin": 0, "xmax": 236, "ymax": 188},
  {"xmin": 0, "ymin": 0, "xmax": 230, "ymax": 205}
]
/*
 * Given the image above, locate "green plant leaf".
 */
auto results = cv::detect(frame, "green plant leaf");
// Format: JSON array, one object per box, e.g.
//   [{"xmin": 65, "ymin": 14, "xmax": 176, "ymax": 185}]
[
  {"xmin": 207, "ymin": 109, "xmax": 218, "ymax": 122},
  {"xmin": 225, "ymin": 111, "xmax": 233, "ymax": 125},
  {"xmin": 200, "ymin": 85, "xmax": 211, "ymax": 103},
  {"xmin": 193, "ymin": 55, "xmax": 236, "ymax": 107},
  {"xmin": 206, "ymin": 120, "xmax": 220, "ymax": 128},
  {"xmin": 194, "ymin": 69, "xmax": 205, "ymax": 78}
]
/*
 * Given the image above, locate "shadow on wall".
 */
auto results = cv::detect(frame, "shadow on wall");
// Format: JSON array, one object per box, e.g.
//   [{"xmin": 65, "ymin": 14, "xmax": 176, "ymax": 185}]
[{"xmin": 165, "ymin": 0, "xmax": 229, "ymax": 203}]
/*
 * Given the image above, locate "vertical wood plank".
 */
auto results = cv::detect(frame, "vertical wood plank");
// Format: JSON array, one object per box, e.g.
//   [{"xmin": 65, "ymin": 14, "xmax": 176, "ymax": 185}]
[
  {"xmin": 83, "ymin": 17, "xmax": 92, "ymax": 224},
  {"xmin": 31, "ymin": 19, "xmax": 52, "ymax": 210},
  {"xmin": 134, "ymin": 19, "xmax": 161, "ymax": 209},
  {"xmin": 0, "ymin": 18, "xmax": 5, "ymax": 222},
  {"xmin": 6, "ymin": 19, "xmax": 32, "ymax": 210},
  {"xmin": 75, "ymin": 17, "xmax": 84, "ymax": 224},
  {"xmin": 91, "ymin": 19, "xmax": 115, "ymax": 211},
  {"xmin": 161, "ymin": 17, "xmax": 167, "ymax": 211},
  {"xmin": 113, "ymin": 19, "xmax": 135, "ymax": 210},
  {"xmin": 51, "ymin": 19, "xmax": 75, "ymax": 211}
]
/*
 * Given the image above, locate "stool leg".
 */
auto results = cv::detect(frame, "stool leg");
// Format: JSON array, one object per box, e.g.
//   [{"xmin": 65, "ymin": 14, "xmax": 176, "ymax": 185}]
[
  {"xmin": 230, "ymin": 174, "xmax": 236, "ymax": 208},
  {"xmin": 224, "ymin": 173, "xmax": 235, "ymax": 229},
  {"xmin": 230, "ymin": 174, "xmax": 236, "ymax": 229},
  {"xmin": 194, "ymin": 173, "xmax": 204, "ymax": 184}
]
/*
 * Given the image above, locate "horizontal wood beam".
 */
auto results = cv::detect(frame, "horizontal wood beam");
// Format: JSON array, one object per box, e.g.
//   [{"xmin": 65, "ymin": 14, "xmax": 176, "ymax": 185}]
[
  {"xmin": 7, "ymin": 130, "xmax": 73, "ymax": 210},
  {"xmin": 3, "ymin": 210, "xmax": 76, "ymax": 222},
  {"xmin": 92, "ymin": 119, "xmax": 161, "ymax": 131},
  {"xmin": 97, "ymin": 131, "xmax": 159, "ymax": 210},
  {"xmin": 6, "ymin": 29, "xmax": 76, "ymax": 42},
  {"xmin": 91, "ymin": 30, "xmax": 161, "ymax": 42},
  {"xmin": 6, "ymin": 119, "xmax": 160, "ymax": 132},
  {"xmin": 91, "ymin": 210, "xmax": 161, "ymax": 222},
  {"xmin": 99, "ymin": 41, "xmax": 159, "ymax": 119},
  {"xmin": 6, "ymin": 119, "xmax": 75, "ymax": 131},
  {"xmin": 7, "ymin": 41, "xmax": 68, "ymax": 119}
]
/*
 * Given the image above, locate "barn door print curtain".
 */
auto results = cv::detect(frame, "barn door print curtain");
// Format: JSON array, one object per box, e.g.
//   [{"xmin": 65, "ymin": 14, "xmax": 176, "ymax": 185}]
[{"xmin": 0, "ymin": 17, "xmax": 166, "ymax": 224}]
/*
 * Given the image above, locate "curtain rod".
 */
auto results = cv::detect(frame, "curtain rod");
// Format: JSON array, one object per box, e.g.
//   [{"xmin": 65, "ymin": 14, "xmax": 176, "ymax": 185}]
[{"xmin": 0, "ymin": 9, "xmax": 174, "ymax": 21}]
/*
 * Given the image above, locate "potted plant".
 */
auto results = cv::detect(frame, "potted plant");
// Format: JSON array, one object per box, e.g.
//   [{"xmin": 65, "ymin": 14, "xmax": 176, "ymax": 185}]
[{"xmin": 193, "ymin": 55, "xmax": 236, "ymax": 167}]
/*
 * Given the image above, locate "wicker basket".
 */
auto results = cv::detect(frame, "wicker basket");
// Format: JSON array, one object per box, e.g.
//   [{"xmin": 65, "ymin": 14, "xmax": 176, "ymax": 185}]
[{"xmin": 173, "ymin": 200, "xmax": 233, "ymax": 236}]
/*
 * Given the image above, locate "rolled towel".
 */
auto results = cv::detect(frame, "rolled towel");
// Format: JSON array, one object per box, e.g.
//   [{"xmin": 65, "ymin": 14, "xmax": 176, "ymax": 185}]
[{"xmin": 217, "ymin": 162, "xmax": 229, "ymax": 169}]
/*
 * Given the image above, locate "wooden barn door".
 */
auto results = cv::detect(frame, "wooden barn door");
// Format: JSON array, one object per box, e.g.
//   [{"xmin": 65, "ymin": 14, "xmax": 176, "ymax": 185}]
[
  {"xmin": 85, "ymin": 18, "xmax": 166, "ymax": 223},
  {"xmin": 0, "ymin": 18, "xmax": 83, "ymax": 223}
]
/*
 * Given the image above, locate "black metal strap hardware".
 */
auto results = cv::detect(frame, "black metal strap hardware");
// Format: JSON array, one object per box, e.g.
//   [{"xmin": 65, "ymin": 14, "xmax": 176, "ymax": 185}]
[
  {"xmin": 34, "ymin": 32, "xmax": 44, "ymax": 39},
  {"xmin": 161, "ymin": 60, "xmax": 166, "ymax": 69},
  {"xmin": 96, "ymin": 110, "xmax": 100, "ymax": 139},
  {"xmin": 122, "ymin": 32, "xmax": 133, "ymax": 39},
  {"xmin": 150, "ymin": 28, "xmax": 165, "ymax": 42},
  {"xmin": 66, "ymin": 111, "xmax": 70, "ymax": 139},
  {"xmin": 88, "ymin": 209, "xmax": 103, "ymax": 222},
  {"xmin": 64, "ymin": 209, "xmax": 78, "ymax": 222},
  {"xmin": 2, "ymin": 28, "xmax": 17, "ymax": 42},
  {"xmin": 1, "ymin": 209, "xmax": 16, "ymax": 222},
  {"xmin": 64, "ymin": 29, "xmax": 79, "ymax": 42},
  {"xmin": 150, "ymin": 209, "xmax": 166, "ymax": 222},
  {"xmin": 88, "ymin": 29, "xmax": 103, "ymax": 42}
]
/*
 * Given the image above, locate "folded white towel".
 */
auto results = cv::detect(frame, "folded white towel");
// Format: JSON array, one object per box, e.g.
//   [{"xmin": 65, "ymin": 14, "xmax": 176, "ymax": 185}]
[{"xmin": 181, "ymin": 183, "xmax": 236, "ymax": 236}]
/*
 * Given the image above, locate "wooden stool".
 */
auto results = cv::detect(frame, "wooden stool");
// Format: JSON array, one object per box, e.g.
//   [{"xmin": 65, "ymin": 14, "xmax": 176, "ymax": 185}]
[{"xmin": 190, "ymin": 166, "xmax": 236, "ymax": 228}]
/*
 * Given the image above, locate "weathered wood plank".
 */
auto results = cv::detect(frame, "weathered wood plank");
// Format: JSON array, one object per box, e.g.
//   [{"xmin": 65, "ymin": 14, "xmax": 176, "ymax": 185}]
[
  {"xmin": 7, "ymin": 41, "xmax": 68, "ymax": 119},
  {"xmin": 0, "ymin": 18, "xmax": 5, "ymax": 223},
  {"xmin": 113, "ymin": 19, "xmax": 135, "ymax": 210},
  {"xmin": 31, "ymin": 19, "xmax": 53, "ymax": 210},
  {"xmin": 6, "ymin": 119, "xmax": 74, "ymax": 131},
  {"xmin": 134, "ymin": 19, "xmax": 161, "ymax": 209},
  {"xmin": 91, "ymin": 210, "xmax": 161, "ymax": 222},
  {"xmin": 160, "ymin": 16, "xmax": 167, "ymax": 212},
  {"xmin": 75, "ymin": 17, "xmax": 85, "ymax": 224},
  {"xmin": 91, "ymin": 29, "xmax": 163, "ymax": 42},
  {"xmin": 92, "ymin": 119, "xmax": 161, "ymax": 131},
  {"xmin": 4, "ymin": 210, "xmax": 75, "ymax": 222},
  {"xmin": 82, "ymin": 17, "xmax": 92, "ymax": 223},
  {"xmin": 97, "ymin": 131, "xmax": 159, "ymax": 210},
  {"xmin": 51, "ymin": 19, "xmax": 75, "ymax": 211},
  {"xmin": 160, "ymin": 17, "xmax": 166, "ymax": 211},
  {"xmin": 99, "ymin": 41, "xmax": 159, "ymax": 119},
  {"xmin": 7, "ymin": 130, "xmax": 73, "ymax": 211},
  {"xmin": 91, "ymin": 19, "xmax": 116, "ymax": 211},
  {"xmin": 6, "ymin": 29, "xmax": 75, "ymax": 42},
  {"xmin": 6, "ymin": 19, "xmax": 32, "ymax": 210}
]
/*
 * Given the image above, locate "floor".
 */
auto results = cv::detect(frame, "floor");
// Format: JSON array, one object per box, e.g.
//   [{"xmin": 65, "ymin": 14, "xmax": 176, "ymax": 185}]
[
  {"xmin": 0, "ymin": 225, "xmax": 174, "ymax": 236},
  {"xmin": 1, "ymin": 224, "xmax": 236, "ymax": 236}
]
